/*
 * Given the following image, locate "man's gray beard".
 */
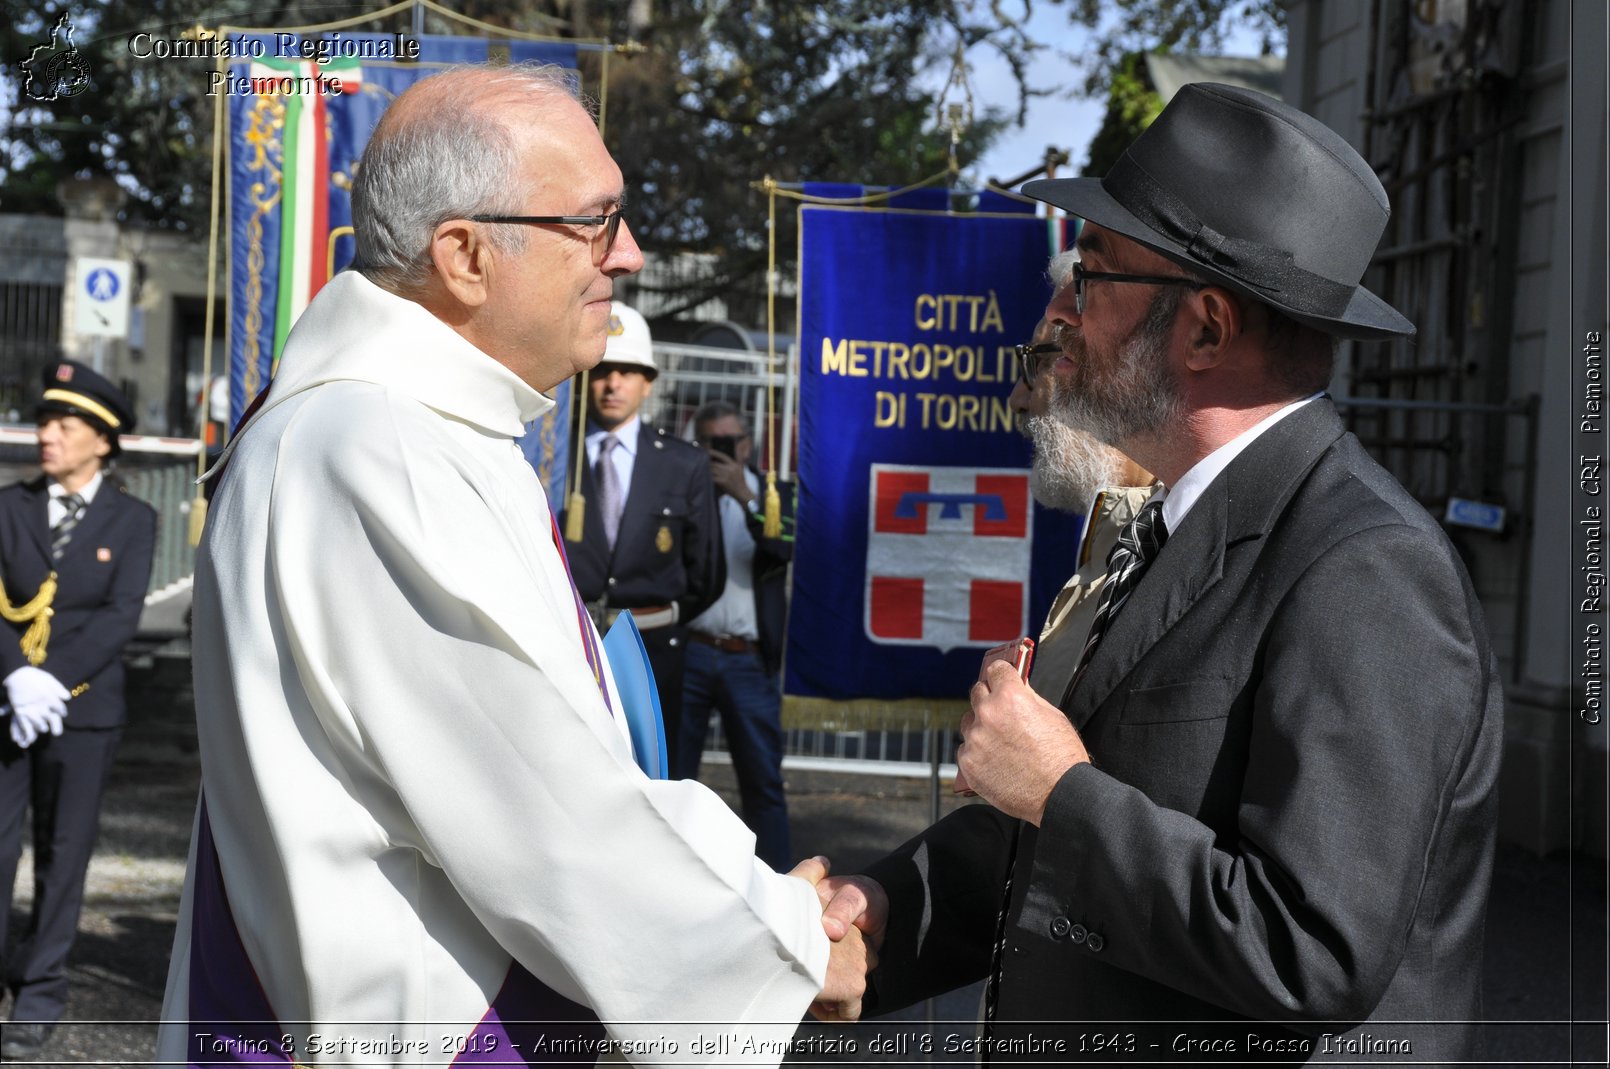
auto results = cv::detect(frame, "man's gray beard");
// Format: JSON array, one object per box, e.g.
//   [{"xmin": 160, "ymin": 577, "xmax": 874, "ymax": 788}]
[
  {"xmin": 1026, "ymin": 412, "xmax": 1123, "ymax": 512},
  {"xmin": 1050, "ymin": 287, "xmax": 1185, "ymax": 447}
]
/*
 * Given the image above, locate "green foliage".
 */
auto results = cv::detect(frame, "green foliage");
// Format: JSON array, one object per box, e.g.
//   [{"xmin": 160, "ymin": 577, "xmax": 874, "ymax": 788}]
[
  {"xmin": 1054, "ymin": 0, "xmax": 1285, "ymax": 96},
  {"xmin": 3, "ymin": 0, "xmax": 1023, "ymax": 323},
  {"xmin": 1079, "ymin": 51, "xmax": 1163, "ymax": 176},
  {"xmin": 0, "ymin": 1, "xmax": 347, "ymax": 228},
  {"xmin": 591, "ymin": 0, "xmax": 1015, "ymax": 320}
]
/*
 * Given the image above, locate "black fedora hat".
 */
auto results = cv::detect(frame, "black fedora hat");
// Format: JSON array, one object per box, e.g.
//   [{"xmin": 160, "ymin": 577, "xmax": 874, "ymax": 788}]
[
  {"xmin": 36, "ymin": 359, "xmax": 136, "ymax": 453},
  {"xmin": 1023, "ymin": 83, "xmax": 1413, "ymax": 340}
]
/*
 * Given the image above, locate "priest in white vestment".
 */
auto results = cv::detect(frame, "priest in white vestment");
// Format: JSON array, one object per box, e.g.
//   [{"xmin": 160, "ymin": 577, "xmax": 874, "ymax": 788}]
[{"xmin": 158, "ymin": 65, "xmax": 866, "ymax": 1068}]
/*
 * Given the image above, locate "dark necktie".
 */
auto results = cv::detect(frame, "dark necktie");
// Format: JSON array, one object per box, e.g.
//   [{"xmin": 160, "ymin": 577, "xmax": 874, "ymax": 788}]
[
  {"xmin": 595, "ymin": 434, "xmax": 623, "ymax": 549},
  {"xmin": 979, "ymin": 498, "xmax": 1168, "ymax": 1045},
  {"xmin": 1068, "ymin": 497, "xmax": 1169, "ymax": 692},
  {"xmin": 52, "ymin": 492, "xmax": 86, "ymax": 560}
]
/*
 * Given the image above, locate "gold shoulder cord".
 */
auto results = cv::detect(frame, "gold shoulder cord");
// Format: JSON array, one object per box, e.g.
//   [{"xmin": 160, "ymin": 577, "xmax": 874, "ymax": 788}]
[{"xmin": 0, "ymin": 573, "xmax": 58, "ymax": 666}]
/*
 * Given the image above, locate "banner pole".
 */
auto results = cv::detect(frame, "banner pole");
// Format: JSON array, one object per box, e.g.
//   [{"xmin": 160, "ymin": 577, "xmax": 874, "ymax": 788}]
[
  {"xmin": 190, "ymin": 27, "xmax": 228, "ymax": 546},
  {"xmin": 761, "ymin": 177, "xmax": 781, "ymax": 537},
  {"xmin": 564, "ymin": 369, "xmax": 589, "ymax": 542}
]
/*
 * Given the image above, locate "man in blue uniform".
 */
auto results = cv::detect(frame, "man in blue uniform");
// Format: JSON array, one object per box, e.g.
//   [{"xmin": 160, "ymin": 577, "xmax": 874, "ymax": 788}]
[
  {"xmin": 0, "ymin": 360, "xmax": 156, "ymax": 1060},
  {"xmin": 562, "ymin": 302, "xmax": 725, "ymax": 774}
]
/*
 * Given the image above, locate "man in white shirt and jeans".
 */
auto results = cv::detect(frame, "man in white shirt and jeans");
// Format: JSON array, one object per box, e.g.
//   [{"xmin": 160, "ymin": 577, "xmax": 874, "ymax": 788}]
[{"xmin": 677, "ymin": 400, "xmax": 793, "ymax": 870}]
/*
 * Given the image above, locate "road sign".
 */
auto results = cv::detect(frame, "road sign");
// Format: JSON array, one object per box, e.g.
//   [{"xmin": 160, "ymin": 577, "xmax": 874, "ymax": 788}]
[{"xmin": 72, "ymin": 257, "xmax": 132, "ymax": 338}]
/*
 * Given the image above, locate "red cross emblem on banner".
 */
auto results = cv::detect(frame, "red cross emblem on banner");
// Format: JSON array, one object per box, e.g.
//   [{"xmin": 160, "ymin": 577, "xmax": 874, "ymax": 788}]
[{"xmin": 864, "ymin": 464, "xmax": 1033, "ymax": 651}]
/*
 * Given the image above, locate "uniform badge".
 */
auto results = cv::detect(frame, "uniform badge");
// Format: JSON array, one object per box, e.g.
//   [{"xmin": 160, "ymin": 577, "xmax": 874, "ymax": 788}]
[
  {"xmin": 97, "ymin": 547, "xmax": 111, "ymax": 561},
  {"xmin": 56, "ymin": 364, "xmax": 74, "ymax": 382},
  {"xmin": 655, "ymin": 525, "xmax": 673, "ymax": 553}
]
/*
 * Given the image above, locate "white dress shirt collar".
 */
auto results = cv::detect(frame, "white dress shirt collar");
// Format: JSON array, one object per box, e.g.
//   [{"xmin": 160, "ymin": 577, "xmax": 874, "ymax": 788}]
[
  {"xmin": 1159, "ymin": 393, "xmax": 1321, "ymax": 534},
  {"xmin": 587, "ymin": 416, "xmax": 641, "ymax": 457},
  {"xmin": 50, "ymin": 470, "xmax": 103, "ymax": 505}
]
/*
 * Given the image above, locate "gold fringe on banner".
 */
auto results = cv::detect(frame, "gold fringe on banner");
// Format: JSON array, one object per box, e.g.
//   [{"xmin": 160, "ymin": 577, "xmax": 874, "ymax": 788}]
[{"xmin": 781, "ymin": 696, "xmax": 968, "ymax": 734}]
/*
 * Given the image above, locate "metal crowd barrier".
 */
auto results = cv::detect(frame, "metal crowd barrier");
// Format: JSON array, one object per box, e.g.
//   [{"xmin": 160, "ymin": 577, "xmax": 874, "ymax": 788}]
[
  {"xmin": 120, "ymin": 459, "xmax": 201, "ymax": 594},
  {"xmin": 754, "ymin": 700, "xmax": 962, "ymax": 777}
]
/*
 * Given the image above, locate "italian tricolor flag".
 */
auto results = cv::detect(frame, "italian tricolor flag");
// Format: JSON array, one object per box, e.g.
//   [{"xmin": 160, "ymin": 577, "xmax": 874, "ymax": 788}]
[{"xmin": 248, "ymin": 56, "xmax": 363, "ymax": 372}]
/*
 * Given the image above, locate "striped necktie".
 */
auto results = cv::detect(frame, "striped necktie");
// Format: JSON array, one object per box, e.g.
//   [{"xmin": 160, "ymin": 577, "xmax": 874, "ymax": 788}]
[
  {"xmin": 52, "ymin": 492, "xmax": 86, "ymax": 560},
  {"xmin": 979, "ymin": 498, "xmax": 1168, "ymax": 1046},
  {"xmin": 1068, "ymin": 498, "xmax": 1169, "ymax": 692}
]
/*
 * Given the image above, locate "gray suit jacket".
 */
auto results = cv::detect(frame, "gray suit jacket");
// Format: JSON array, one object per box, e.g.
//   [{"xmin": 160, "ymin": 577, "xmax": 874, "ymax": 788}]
[{"xmin": 866, "ymin": 399, "xmax": 1502, "ymax": 1063}]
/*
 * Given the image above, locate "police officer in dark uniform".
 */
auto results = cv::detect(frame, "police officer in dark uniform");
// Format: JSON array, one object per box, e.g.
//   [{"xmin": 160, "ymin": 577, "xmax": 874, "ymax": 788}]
[
  {"xmin": 562, "ymin": 302, "xmax": 724, "ymax": 774},
  {"xmin": 0, "ymin": 360, "xmax": 156, "ymax": 1060}
]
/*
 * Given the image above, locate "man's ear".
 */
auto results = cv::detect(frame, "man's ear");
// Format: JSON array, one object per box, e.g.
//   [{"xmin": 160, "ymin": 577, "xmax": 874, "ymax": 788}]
[
  {"xmin": 429, "ymin": 220, "xmax": 491, "ymax": 308},
  {"xmin": 1183, "ymin": 287, "xmax": 1243, "ymax": 371}
]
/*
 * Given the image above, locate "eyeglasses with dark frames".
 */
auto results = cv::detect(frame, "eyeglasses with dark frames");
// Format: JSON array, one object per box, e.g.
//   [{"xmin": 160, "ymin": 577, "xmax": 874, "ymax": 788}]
[
  {"xmin": 1072, "ymin": 262, "xmax": 1205, "ymax": 316},
  {"xmin": 1014, "ymin": 341, "xmax": 1062, "ymax": 387},
  {"xmin": 470, "ymin": 210, "xmax": 625, "ymax": 259}
]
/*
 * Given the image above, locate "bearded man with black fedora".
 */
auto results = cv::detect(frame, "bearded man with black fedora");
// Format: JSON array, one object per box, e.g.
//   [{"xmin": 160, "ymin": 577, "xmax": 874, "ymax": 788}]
[
  {"xmin": 816, "ymin": 83, "xmax": 1502, "ymax": 1060},
  {"xmin": 0, "ymin": 359, "xmax": 155, "ymax": 1059}
]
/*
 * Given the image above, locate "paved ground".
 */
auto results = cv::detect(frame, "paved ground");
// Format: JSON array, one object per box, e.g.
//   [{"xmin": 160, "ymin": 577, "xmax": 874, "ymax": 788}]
[{"xmin": 1, "ymin": 646, "xmax": 1605, "ymax": 1066}]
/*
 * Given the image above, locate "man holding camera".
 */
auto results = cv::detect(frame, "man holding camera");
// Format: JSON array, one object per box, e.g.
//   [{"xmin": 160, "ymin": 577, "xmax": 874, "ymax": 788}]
[{"xmin": 676, "ymin": 400, "xmax": 794, "ymax": 870}]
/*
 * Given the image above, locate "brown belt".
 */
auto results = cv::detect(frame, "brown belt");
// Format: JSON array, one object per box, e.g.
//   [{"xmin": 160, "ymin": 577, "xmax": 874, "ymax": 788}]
[{"xmin": 689, "ymin": 631, "xmax": 759, "ymax": 653}]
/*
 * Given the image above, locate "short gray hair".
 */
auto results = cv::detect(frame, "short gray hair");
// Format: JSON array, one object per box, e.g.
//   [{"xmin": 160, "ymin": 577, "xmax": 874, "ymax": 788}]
[{"xmin": 352, "ymin": 64, "xmax": 594, "ymax": 296}]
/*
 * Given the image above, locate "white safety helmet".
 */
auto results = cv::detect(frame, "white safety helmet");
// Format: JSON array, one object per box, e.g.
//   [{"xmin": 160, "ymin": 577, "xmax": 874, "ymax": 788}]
[{"xmin": 600, "ymin": 301, "xmax": 657, "ymax": 379}]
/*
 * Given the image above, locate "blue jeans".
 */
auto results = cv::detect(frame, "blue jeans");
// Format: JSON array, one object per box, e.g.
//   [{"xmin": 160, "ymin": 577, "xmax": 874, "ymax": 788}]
[{"xmin": 677, "ymin": 641, "xmax": 791, "ymax": 871}]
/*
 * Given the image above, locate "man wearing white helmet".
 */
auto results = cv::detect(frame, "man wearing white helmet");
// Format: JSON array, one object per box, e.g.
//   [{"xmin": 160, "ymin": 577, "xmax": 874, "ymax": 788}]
[{"xmin": 564, "ymin": 300, "xmax": 725, "ymax": 774}]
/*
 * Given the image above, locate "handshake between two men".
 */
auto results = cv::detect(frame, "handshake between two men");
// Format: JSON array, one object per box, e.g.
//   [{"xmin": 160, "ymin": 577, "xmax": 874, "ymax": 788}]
[{"xmin": 792, "ymin": 640, "xmax": 1088, "ymax": 1023}]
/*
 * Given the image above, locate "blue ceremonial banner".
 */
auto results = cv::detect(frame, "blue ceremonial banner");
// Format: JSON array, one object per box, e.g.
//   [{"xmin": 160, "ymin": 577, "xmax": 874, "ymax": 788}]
[
  {"xmin": 223, "ymin": 32, "xmax": 578, "ymax": 427},
  {"xmin": 785, "ymin": 203, "xmax": 1083, "ymax": 702}
]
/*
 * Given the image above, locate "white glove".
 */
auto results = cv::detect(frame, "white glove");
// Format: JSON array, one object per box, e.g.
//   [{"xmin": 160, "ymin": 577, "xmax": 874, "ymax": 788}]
[
  {"xmin": 7, "ymin": 704, "xmax": 37, "ymax": 749},
  {"xmin": 19, "ymin": 699, "xmax": 64, "ymax": 737},
  {"xmin": 5, "ymin": 705, "xmax": 31, "ymax": 747},
  {"xmin": 4, "ymin": 665, "xmax": 70, "ymax": 713},
  {"xmin": 4, "ymin": 699, "xmax": 66, "ymax": 749}
]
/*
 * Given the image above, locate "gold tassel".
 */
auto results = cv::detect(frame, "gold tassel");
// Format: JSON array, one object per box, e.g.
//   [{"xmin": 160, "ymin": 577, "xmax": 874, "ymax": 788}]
[
  {"xmin": 564, "ymin": 367, "xmax": 590, "ymax": 543},
  {"xmin": 564, "ymin": 491, "xmax": 586, "ymax": 542},
  {"xmin": 0, "ymin": 572, "xmax": 58, "ymax": 666},
  {"xmin": 189, "ymin": 495, "xmax": 208, "ymax": 547},
  {"xmin": 763, "ymin": 470, "xmax": 781, "ymax": 538},
  {"xmin": 21, "ymin": 610, "xmax": 52, "ymax": 666}
]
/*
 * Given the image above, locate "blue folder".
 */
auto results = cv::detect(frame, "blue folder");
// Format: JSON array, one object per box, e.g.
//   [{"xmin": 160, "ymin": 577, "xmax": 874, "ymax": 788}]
[{"xmin": 600, "ymin": 611, "xmax": 668, "ymax": 778}]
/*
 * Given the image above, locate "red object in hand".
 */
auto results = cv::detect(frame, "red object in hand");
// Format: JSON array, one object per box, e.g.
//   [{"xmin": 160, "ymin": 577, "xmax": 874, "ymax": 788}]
[{"xmin": 954, "ymin": 638, "xmax": 1035, "ymax": 797}]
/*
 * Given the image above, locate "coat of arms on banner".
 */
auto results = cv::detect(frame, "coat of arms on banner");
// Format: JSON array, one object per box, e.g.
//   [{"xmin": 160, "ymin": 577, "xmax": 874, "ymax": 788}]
[{"xmin": 864, "ymin": 464, "xmax": 1032, "ymax": 651}]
